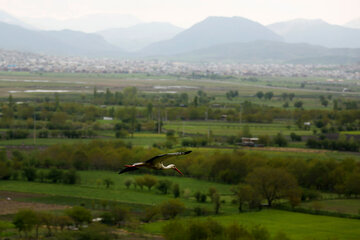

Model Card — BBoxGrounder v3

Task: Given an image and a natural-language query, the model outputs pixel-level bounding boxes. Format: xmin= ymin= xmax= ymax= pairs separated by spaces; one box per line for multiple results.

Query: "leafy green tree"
xmin=65 ymin=206 xmax=92 ymax=228
xmin=160 ymin=199 xmax=185 ymax=219
xmin=62 ymin=169 xmax=80 ymax=184
xmin=0 ymin=162 xmax=11 ymax=180
xmin=273 ymin=133 xmax=288 ymax=147
xmin=173 ymin=183 xmax=180 ymax=198
xmin=22 ymin=167 xmax=37 ymax=182
xmin=111 ymin=206 xmax=129 ymax=227
xmin=47 ymin=168 xmax=63 ymax=183
xmin=13 ymin=209 xmax=38 ymax=239
xmin=264 ymin=92 xmax=274 ymax=100
xmin=134 ymin=176 xmax=145 ymax=190
xmin=246 ymin=167 xmax=298 ymax=207
xmin=143 ymin=175 xmax=158 ymax=190
xmin=294 ymin=101 xmax=303 ymax=109
xmin=344 ymin=172 xmax=360 ymax=197
xmin=103 ymin=178 xmax=114 ymax=189
xmin=208 ymin=187 xmax=217 ymax=202
xmin=231 ymin=184 xmax=254 ymax=212
xmin=124 ymin=178 xmax=133 ymax=189
xmin=156 ymin=180 xmax=173 ymax=194
xmin=255 ymin=91 xmax=264 ymax=99
xmin=213 ymin=193 xmax=221 ymax=214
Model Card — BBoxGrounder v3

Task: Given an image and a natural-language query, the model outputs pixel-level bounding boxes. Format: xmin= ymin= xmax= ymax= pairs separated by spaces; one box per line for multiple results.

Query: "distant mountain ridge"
xmin=22 ymin=14 xmax=142 ymax=32
xmin=174 ymin=41 xmax=360 ymax=64
xmin=0 ymin=21 xmax=124 ymax=57
xmin=141 ymin=16 xmax=283 ymax=55
xmin=98 ymin=22 xmax=183 ymax=51
xmin=268 ymin=19 xmax=360 ymax=48
xmin=345 ymin=18 xmax=360 ymax=29
xmin=0 ymin=10 xmax=34 ymax=29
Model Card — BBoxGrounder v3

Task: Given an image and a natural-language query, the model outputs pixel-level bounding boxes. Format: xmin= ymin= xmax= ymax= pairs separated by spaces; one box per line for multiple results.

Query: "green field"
xmin=0 ymin=171 xmax=234 ymax=213
xmin=164 ymin=121 xmax=311 ymax=137
xmin=1 ymin=171 xmax=360 ymax=239
xmin=301 ymin=199 xmax=360 ymax=215
xmin=142 ymin=209 xmax=360 ymax=240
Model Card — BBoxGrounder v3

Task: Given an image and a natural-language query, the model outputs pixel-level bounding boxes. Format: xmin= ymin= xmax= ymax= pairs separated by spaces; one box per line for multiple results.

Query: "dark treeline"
xmin=1 ymin=140 xmax=360 ymax=197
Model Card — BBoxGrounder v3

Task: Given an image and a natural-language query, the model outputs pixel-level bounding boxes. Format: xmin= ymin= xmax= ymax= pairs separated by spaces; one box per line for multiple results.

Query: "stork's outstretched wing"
xmin=119 ymin=166 xmax=139 ymax=174
xmin=145 ymin=150 xmax=192 ymax=164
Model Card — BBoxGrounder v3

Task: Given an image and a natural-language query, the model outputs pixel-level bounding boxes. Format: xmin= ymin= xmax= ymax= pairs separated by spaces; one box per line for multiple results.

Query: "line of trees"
xmin=2 ymin=140 xmax=359 ymax=198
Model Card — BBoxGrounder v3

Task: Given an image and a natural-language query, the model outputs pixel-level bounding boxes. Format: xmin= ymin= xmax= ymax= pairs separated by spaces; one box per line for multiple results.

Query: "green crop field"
xmin=163 ymin=121 xmax=311 ymax=137
xmin=142 ymin=209 xmax=360 ymax=240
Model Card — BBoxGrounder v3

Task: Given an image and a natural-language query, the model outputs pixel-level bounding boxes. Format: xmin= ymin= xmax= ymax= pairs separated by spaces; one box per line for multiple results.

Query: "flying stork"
xmin=118 ymin=151 xmax=192 ymax=175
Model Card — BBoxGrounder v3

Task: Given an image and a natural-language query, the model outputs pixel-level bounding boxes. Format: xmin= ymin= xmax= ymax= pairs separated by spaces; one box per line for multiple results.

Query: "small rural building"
xmin=241 ymin=137 xmax=260 ymax=147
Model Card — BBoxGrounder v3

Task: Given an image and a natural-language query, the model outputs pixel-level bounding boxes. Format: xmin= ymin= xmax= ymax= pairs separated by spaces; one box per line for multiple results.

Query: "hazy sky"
xmin=0 ymin=0 xmax=359 ymax=27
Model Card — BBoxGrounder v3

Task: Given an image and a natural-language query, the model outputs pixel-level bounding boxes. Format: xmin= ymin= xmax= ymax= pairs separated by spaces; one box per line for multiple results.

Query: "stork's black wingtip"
xmin=184 ymin=150 xmax=192 ymax=154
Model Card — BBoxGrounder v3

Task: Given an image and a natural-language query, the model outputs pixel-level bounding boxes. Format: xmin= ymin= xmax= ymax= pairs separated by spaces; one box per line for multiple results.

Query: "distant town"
xmin=1 ymin=49 xmax=359 ymax=80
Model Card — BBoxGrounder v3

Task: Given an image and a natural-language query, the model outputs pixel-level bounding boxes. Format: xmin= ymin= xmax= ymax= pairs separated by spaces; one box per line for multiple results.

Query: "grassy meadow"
xmin=141 ymin=209 xmax=360 ymax=240
xmin=1 ymin=72 xmax=360 ymax=239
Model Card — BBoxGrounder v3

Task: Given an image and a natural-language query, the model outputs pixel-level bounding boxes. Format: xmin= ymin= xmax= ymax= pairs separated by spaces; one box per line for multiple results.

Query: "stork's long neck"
xmin=162 ymin=164 xmax=173 ymax=169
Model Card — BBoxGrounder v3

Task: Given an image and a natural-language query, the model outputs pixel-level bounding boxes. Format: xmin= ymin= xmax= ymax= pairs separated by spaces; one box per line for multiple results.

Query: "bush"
xmin=156 ymin=180 xmax=173 ymax=194
xmin=124 ymin=178 xmax=133 ymax=189
xmin=22 ymin=167 xmax=37 ymax=182
xmin=65 ymin=206 xmax=92 ymax=228
xmin=193 ymin=207 xmax=207 ymax=216
xmin=115 ymin=130 xmax=128 ymax=138
xmin=111 ymin=206 xmax=129 ymax=227
xmin=0 ymin=162 xmax=12 ymax=180
xmin=142 ymin=206 xmax=159 ymax=223
xmin=273 ymin=133 xmax=288 ymax=147
xmin=143 ymin=175 xmax=158 ymax=190
xmin=62 ymin=169 xmax=80 ymax=184
xmin=13 ymin=209 xmax=38 ymax=238
xmin=103 ymin=178 xmax=114 ymax=189
xmin=173 ymin=183 xmax=180 ymax=198
xmin=6 ymin=129 xmax=29 ymax=139
xmin=47 ymin=168 xmax=63 ymax=183
xmin=160 ymin=199 xmax=185 ymax=219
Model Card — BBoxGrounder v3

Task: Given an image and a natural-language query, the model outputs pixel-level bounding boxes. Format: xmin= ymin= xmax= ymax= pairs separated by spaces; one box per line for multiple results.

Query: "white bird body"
xmin=119 ymin=151 xmax=191 ymax=175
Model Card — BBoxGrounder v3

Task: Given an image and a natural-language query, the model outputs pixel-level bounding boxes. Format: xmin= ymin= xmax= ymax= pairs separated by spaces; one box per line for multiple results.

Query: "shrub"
xmin=62 ymin=169 xmax=80 ymax=184
xmin=13 ymin=209 xmax=38 ymax=238
xmin=103 ymin=178 xmax=114 ymax=189
xmin=160 ymin=199 xmax=185 ymax=219
xmin=156 ymin=180 xmax=173 ymax=194
xmin=143 ymin=175 xmax=158 ymax=190
xmin=193 ymin=207 xmax=207 ymax=216
xmin=65 ymin=206 xmax=92 ymax=228
xmin=22 ymin=167 xmax=37 ymax=182
xmin=142 ymin=206 xmax=159 ymax=223
xmin=124 ymin=178 xmax=133 ymax=189
xmin=47 ymin=168 xmax=63 ymax=183
xmin=173 ymin=183 xmax=180 ymax=198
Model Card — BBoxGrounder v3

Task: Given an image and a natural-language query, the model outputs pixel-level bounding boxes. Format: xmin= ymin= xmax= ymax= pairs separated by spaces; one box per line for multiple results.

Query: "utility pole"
xmin=158 ymin=109 xmax=161 ymax=134
xmin=33 ymin=112 xmax=36 ymax=145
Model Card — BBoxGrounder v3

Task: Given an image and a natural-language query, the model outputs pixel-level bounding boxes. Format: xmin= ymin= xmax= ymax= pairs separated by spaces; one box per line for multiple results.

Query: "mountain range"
xmin=0 ymin=21 xmax=123 ymax=57
xmin=98 ymin=22 xmax=183 ymax=51
xmin=22 ymin=14 xmax=142 ymax=33
xmin=345 ymin=18 xmax=360 ymax=29
xmin=175 ymin=41 xmax=360 ymax=64
xmin=268 ymin=19 xmax=360 ymax=48
xmin=141 ymin=16 xmax=283 ymax=55
xmin=0 ymin=10 xmax=34 ymax=29
xmin=0 ymin=9 xmax=359 ymax=64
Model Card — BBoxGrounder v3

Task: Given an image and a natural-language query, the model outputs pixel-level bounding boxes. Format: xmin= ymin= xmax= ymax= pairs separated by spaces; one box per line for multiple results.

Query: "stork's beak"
xmin=174 ymin=167 xmax=183 ymax=176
